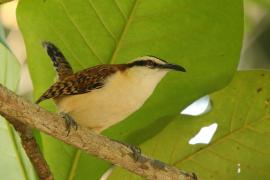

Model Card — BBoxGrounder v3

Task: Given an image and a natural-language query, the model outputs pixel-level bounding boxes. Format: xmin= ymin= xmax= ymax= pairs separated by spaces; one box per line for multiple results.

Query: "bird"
xmin=36 ymin=41 xmax=186 ymax=133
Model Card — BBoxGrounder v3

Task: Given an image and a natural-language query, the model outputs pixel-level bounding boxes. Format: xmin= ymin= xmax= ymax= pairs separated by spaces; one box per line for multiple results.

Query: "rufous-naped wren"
xmin=36 ymin=42 xmax=186 ymax=133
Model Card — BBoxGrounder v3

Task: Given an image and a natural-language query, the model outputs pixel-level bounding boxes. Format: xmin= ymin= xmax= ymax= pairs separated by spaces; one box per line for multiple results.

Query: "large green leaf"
xmin=17 ymin=0 xmax=243 ymax=179
xmin=109 ymin=71 xmax=270 ymax=179
xmin=0 ymin=26 xmax=35 ymax=179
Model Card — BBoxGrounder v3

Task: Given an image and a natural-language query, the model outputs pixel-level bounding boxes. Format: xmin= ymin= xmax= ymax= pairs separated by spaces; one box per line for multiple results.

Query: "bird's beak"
xmin=163 ymin=63 xmax=186 ymax=72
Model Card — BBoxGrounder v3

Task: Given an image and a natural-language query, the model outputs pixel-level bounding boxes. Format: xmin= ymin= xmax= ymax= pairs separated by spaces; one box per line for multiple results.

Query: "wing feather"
xmin=36 ymin=65 xmax=117 ymax=104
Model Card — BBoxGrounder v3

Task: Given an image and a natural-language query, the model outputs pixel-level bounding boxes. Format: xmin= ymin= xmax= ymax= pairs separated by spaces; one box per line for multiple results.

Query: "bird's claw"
xmin=129 ymin=144 xmax=142 ymax=161
xmin=60 ymin=112 xmax=78 ymax=135
xmin=111 ymin=139 xmax=142 ymax=161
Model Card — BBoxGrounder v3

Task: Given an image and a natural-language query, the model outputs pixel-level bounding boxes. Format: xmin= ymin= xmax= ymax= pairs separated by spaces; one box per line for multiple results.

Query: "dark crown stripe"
xmin=127 ymin=59 xmax=162 ymax=69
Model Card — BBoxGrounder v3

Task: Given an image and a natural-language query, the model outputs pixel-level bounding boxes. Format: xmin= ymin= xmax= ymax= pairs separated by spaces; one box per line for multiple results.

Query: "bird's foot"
xmin=112 ymin=139 xmax=142 ymax=161
xmin=60 ymin=112 xmax=78 ymax=135
xmin=128 ymin=144 xmax=142 ymax=161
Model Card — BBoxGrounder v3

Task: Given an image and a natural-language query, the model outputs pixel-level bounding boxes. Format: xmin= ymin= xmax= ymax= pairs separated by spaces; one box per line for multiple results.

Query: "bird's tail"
xmin=42 ymin=41 xmax=73 ymax=80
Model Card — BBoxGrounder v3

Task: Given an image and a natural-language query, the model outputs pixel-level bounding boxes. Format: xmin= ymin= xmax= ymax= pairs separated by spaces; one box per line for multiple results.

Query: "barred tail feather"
xmin=42 ymin=41 xmax=73 ymax=80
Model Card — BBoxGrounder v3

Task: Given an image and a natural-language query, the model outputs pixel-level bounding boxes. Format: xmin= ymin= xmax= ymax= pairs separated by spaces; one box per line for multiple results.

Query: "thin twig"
xmin=0 ymin=84 xmax=198 ymax=180
xmin=6 ymin=118 xmax=53 ymax=180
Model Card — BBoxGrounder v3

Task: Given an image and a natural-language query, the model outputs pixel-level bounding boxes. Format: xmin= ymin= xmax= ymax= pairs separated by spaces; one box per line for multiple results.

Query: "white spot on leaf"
xmin=237 ymin=163 xmax=241 ymax=174
xmin=181 ymin=96 xmax=211 ymax=116
xmin=189 ymin=123 xmax=218 ymax=145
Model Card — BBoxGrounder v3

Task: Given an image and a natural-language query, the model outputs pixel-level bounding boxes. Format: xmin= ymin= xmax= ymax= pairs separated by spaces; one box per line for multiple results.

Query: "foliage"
xmin=109 ymin=71 xmax=270 ymax=179
xmin=0 ymin=24 xmax=36 ymax=180
xmin=0 ymin=0 xmax=248 ymax=179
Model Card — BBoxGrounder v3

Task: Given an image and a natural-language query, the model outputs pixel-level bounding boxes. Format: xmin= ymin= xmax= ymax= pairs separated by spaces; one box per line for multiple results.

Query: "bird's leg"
xmin=111 ymin=139 xmax=142 ymax=161
xmin=60 ymin=112 xmax=78 ymax=135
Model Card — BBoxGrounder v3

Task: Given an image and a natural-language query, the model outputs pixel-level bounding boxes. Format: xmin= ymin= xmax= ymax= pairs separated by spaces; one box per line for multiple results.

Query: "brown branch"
xmin=0 ymin=84 xmax=198 ymax=180
xmin=6 ymin=118 xmax=53 ymax=180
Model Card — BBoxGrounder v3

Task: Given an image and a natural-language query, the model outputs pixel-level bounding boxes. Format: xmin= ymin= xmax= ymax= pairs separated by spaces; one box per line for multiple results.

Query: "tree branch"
xmin=0 ymin=84 xmax=197 ymax=180
xmin=6 ymin=118 xmax=53 ymax=180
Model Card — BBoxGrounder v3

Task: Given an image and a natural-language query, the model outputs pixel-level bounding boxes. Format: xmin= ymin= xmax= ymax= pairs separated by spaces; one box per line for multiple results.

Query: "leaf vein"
xmin=87 ymin=0 xmax=117 ymax=42
xmin=229 ymin=137 xmax=270 ymax=155
xmin=207 ymin=148 xmax=269 ymax=176
xmin=57 ymin=0 xmax=104 ymax=63
xmin=109 ymin=0 xmax=139 ymax=64
xmin=67 ymin=150 xmax=82 ymax=180
xmin=42 ymin=14 xmax=85 ymax=68
xmin=246 ymin=126 xmax=270 ymax=137
xmin=113 ymin=0 xmax=128 ymax=20
xmin=190 ymin=159 xmax=217 ymax=174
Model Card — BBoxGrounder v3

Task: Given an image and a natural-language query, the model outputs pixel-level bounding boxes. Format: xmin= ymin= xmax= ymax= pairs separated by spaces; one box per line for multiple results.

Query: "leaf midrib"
xmin=109 ymin=0 xmax=138 ymax=64
xmin=67 ymin=150 xmax=81 ymax=180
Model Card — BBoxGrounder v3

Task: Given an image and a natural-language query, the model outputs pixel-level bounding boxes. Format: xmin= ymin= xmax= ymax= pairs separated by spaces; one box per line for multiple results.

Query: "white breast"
xmin=56 ymin=68 xmax=168 ymax=133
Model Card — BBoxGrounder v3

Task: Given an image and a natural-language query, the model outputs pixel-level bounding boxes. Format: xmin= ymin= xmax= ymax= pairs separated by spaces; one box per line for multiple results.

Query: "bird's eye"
xmin=147 ymin=61 xmax=156 ymax=68
xmin=147 ymin=60 xmax=153 ymax=65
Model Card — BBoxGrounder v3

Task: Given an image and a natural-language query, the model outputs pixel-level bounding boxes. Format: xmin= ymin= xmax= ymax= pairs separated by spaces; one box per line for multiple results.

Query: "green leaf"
xmin=0 ymin=27 xmax=35 ymax=179
xmin=109 ymin=71 xmax=270 ymax=179
xmin=38 ymin=134 xmax=111 ymax=180
xmin=17 ymin=0 xmax=243 ymax=179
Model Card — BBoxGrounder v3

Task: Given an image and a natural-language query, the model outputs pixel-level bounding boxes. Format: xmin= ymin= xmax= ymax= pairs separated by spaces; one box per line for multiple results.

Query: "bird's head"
xmin=126 ymin=56 xmax=186 ymax=78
